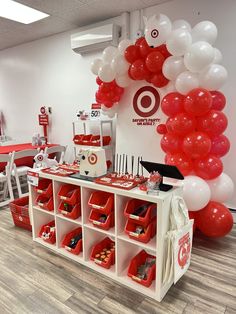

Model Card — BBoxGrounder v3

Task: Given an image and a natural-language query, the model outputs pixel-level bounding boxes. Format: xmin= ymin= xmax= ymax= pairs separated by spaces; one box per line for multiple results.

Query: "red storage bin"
xmin=89 ymin=209 xmax=114 ymax=230
xmin=90 ymin=237 xmax=115 ymax=269
xmin=88 ymin=191 xmax=114 ymax=215
xmin=128 ymin=250 xmax=156 ymax=287
xmin=125 ymin=217 xmax=157 ymax=243
xmin=90 ymin=135 xmax=111 ymax=146
xmin=73 ymin=134 xmax=84 ymax=145
xmin=39 ymin=220 xmax=56 ymax=244
xmin=36 ymin=194 xmax=54 ymax=211
xmin=9 ymin=196 xmax=31 ymax=231
xmin=58 ymin=200 xmax=81 ymax=220
xmin=34 ymin=179 xmax=52 ymax=198
xmin=81 ymin=134 xmax=93 ymax=145
xmin=58 ymin=184 xmax=80 ymax=205
xmin=124 ymin=199 xmax=156 ymax=227
xmin=61 ymin=227 xmax=83 ymax=255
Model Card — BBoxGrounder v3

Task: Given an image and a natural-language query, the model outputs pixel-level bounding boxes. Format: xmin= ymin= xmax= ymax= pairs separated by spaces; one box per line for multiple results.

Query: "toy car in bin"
xmin=90 ymin=237 xmax=115 ymax=269
xmin=62 ymin=227 xmax=82 ymax=255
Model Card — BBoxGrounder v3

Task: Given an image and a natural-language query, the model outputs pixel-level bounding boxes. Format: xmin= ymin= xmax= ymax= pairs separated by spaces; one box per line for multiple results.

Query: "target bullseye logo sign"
xmin=133 ymin=86 xmax=160 ymax=118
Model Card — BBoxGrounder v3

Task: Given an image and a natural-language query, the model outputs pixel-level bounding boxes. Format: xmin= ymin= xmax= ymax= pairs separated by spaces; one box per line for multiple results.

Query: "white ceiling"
xmin=0 ymin=0 xmax=171 ymax=51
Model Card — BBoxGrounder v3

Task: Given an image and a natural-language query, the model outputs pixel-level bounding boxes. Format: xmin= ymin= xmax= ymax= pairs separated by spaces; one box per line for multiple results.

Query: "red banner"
xmin=38 ymin=114 xmax=49 ymax=126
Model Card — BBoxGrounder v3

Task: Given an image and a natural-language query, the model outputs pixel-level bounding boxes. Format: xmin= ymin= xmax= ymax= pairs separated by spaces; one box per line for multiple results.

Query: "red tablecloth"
xmin=0 ymin=143 xmax=58 ymax=171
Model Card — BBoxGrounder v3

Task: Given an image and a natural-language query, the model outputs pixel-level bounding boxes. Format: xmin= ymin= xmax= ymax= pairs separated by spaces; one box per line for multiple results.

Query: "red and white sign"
xmin=27 ymin=170 xmax=39 ymax=186
xmin=38 ymin=114 xmax=49 ymax=126
xmin=90 ymin=103 xmax=101 ymax=120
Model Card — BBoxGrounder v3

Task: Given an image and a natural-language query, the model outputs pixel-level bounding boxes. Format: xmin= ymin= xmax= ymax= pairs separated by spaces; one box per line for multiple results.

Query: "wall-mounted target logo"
xmin=133 ymin=86 xmax=160 ymax=118
xmin=88 ymin=153 xmax=97 ymax=165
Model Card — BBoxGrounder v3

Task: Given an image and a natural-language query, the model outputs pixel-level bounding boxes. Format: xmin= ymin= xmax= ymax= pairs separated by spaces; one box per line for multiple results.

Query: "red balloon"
xmin=130 ymin=59 xmax=149 ymax=80
xmin=196 ymin=202 xmax=233 ymax=237
xmin=161 ymin=92 xmax=184 ymax=117
xmin=156 ymin=124 xmax=167 ymax=134
xmin=210 ymin=134 xmax=230 ymax=157
xmin=115 ymin=86 xmax=124 ymax=95
xmin=99 ymin=82 xmax=112 ymax=93
xmin=197 ymin=110 xmax=228 ymax=137
xmin=156 ymin=44 xmax=172 ymax=58
xmin=184 ymin=88 xmax=212 ymax=117
xmin=161 ymin=133 xmax=182 ymax=154
xmin=135 ymin=37 xmax=144 ymax=46
xmin=188 ymin=211 xmax=197 ymax=233
xmin=139 ymin=38 xmax=152 ymax=57
xmin=211 ymin=91 xmax=226 ymax=111
xmin=166 ymin=113 xmax=196 ymax=137
xmin=165 ymin=152 xmax=193 ymax=176
xmin=194 ymin=155 xmax=223 ymax=180
xmin=103 ymin=101 xmax=114 ymax=108
xmin=183 ymin=132 xmax=212 ymax=159
xmin=151 ymin=72 xmax=169 ymax=88
xmin=96 ymin=76 xmax=103 ymax=85
xmin=124 ymin=45 xmax=141 ymax=63
xmin=146 ymin=51 xmax=165 ymax=73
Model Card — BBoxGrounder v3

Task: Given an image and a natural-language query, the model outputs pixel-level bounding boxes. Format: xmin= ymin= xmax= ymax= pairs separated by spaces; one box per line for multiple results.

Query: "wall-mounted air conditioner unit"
xmin=71 ymin=23 xmax=121 ymax=54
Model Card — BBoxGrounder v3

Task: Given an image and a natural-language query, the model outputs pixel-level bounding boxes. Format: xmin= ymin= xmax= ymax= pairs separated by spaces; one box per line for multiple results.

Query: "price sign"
xmin=90 ymin=103 xmax=101 ymax=120
xmin=38 ymin=114 xmax=49 ymax=126
xmin=27 ymin=170 xmax=39 ymax=186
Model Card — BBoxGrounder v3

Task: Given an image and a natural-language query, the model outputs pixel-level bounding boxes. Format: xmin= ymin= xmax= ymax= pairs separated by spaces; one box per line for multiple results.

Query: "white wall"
xmin=0 ymin=0 xmax=235 ymax=208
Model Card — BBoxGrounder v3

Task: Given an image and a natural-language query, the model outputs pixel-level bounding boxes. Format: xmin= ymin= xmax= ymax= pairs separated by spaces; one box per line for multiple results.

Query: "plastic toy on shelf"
xmin=90 ymin=237 xmax=115 ymax=269
xmin=39 ymin=220 xmax=56 ymax=244
xmin=62 ymin=227 xmax=83 ymax=255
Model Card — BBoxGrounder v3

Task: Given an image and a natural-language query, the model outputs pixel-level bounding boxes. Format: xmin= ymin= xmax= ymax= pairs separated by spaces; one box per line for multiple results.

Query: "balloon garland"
xmin=90 ymin=14 xmax=234 ymax=237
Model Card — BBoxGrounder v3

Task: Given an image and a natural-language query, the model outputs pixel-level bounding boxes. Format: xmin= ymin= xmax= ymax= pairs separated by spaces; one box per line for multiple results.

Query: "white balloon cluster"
xmin=183 ymin=173 xmax=234 ymax=211
xmin=163 ymin=20 xmax=227 ymax=95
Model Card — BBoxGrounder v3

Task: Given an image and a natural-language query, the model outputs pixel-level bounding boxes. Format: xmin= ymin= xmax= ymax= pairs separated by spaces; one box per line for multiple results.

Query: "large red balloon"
xmin=135 ymin=37 xmax=144 ymax=46
xmin=130 ymin=59 xmax=149 ymax=80
xmin=184 ymin=88 xmax=212 ymax=116
xmin=156 ymin=124 xmax=167 ymax=134
xmin=194 ymin=155 xmax=223 ymax=180
xmin=139 ymin=38 xmax=152 ymax=57
xmin=183 ymin=132 xmax=211 ymax=159
xmin=151 ymin=72 xmax=169 ymax=88
xmin=161 ymin=93 xmax=184 ymax=117
xmin=211 ymin=91 xmax=226 ymax=111
xmin=165 ymin=152 xmax=193 ymax=176
xmin=161 ymin=133 xmax=182 ymax=154
xmin=196 ymin=202 xmax=233 ymax=237
xmin=166 ymin=113 xmax=196 ymax=137
xmin=210 ymin=134 xmax=230 ymax=157
xmin=188 ymin=211 xmax=197 ymax=233
xmin=96 ymin=76 xmax=103 ymax=85
xmin=156 ymin=44 xmax=171 ymax=58
xmin=145 ymin=51 xmax=165 ymax=73
xmin=197 ymin=110 xmax=228 ymax=137
xmin=124 ymin=45 xmax=141 ymax=63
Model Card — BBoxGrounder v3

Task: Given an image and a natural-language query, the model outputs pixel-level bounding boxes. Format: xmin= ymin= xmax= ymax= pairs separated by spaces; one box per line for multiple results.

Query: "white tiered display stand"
xmin=29 ymin=171 xmax=182 ymax=302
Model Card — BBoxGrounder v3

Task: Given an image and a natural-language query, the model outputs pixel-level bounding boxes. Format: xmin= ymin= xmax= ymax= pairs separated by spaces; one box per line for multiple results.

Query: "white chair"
xmin=44 ymin=145 xmax=67 ymax=164
xmin=0 ymin=153 xmax=14 ymax=207
xmin=11 ymin=149 xmax=39 ymax=198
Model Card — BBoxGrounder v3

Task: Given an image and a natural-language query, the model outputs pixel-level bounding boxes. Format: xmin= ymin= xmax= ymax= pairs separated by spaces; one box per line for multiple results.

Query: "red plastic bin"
xmin=9 ymin=196 xmax=32 ymax=231
xmin=62 ymin=227 xmax=83 ymax=255
xmin=58 ymin=184 xmax=80 ymax=205
xmin=88 ymin=191 xmax=114 ymax=215
xmin=90 ymin=237 xmax=115 ymax=269
xmin=124 ymin=199 xmax=156 ymax=227
xmin=58 ymin=200 xmax=81 ymax=220
xmin=89 ymin=209 xmax=114 ymax=230
xmin=73 ymin=134 xmax=84 ymax=145
xmin=125 ymin=217 xmax=157 ymax=243
xmin=39 ymin=220 xmax=56 ymax=244
xmin=90 ymin=135 xmax=111 ymax=146
xmin=36 ymin=194 xmax=54 ymax=211
xmin=34 ymin=179 xmax=53 ymax=198
xmin=128 ymin=250 xmax=156 ymax=287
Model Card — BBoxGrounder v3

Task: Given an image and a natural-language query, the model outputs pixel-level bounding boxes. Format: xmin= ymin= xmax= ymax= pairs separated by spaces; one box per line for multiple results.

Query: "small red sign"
xmin=91 ymin=103 xmax=101 ymax=110
xmin=38 ymin=114 xmax=49 ymax=126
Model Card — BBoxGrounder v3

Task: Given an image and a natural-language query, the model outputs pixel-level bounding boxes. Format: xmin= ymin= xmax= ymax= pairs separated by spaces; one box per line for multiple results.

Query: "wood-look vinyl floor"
xmin=0 ymin=208 xmax=235 ymax=314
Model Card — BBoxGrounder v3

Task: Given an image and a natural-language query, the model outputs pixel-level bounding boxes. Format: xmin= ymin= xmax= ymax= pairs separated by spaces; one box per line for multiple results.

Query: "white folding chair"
xmin=44 ymin=145 xmax=67 ymax=163
xmin=12 ymin=149 xmax=39 ymax=197
xmin=0 ymin=153 xmax=14 ymax=207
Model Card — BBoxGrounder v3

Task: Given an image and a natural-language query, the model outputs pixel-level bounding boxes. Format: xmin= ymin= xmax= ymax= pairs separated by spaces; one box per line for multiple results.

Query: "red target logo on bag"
xmin=177 ymin=233 xmax=191 ymax=269
xmin=133 ymin=86 xmax=160 ymax=118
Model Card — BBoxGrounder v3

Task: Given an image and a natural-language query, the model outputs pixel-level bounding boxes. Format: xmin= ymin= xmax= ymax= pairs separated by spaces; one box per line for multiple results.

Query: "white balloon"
xmin=163 ymin=56 xmax=186 ymax=81
xmin=207 ymin=173 xmax=234 ymax=203
xmin=183 ymin=176 xmax=211 ymax=211
xmin=213 ymin=48 xmax=222 ymax=64
xmin=192 ymin=21 xmax=218 ymax=45
xmin=199 ymin=64 xmax=228 ymax=90
xmin=172 ymin=19 xmax=191 ymax=32
xmin=111 ymin=55 xmax=129 ymax=75
xmin=90 ymin=58 xmax=103 ymax=75
xmin=175 ymin=71 xmax=199 ymax=95
xmin=184 ymin=41 xmax=215 ymax=73
xmin=98 ymin=64 xmax=116 ymax=82
xmin=102 ymin=46 xmax=118 ymax=63
xmin=167 ymin=29 xmax=192 ymax=56
xmin=118 ymin=39 xmax=132 ymax=55
xmin=116 ymin=73 xmax=132 ymax=87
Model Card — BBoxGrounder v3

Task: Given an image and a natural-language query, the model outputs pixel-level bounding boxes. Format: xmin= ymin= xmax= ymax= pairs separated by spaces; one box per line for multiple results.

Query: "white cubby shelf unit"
xmin=29 ymin=171 xmax=181 ymax=302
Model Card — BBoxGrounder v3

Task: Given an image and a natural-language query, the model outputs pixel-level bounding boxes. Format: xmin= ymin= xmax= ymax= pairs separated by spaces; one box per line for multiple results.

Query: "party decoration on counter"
xmin=90 ymin=14 xmax=233 ymax=237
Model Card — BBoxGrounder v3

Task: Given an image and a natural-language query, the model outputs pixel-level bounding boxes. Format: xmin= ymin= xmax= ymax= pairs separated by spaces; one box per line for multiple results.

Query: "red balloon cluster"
xmin=124 ymin=37 xmax=170 ymax=88
xmin=95 ymin=77 xmax=124 ymax=108
xmin=157 ymin=88 xmax=229 ymax=179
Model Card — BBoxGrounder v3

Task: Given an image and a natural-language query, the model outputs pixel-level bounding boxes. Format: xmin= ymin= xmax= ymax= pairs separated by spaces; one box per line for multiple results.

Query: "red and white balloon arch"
xmin=91 ymin=14 xmax=234 ymax=238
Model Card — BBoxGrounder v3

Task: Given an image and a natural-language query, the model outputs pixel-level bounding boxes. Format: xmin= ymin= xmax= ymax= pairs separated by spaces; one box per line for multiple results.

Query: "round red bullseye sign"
xmin=133 ymin=86 xmax=160 ymax=117
xmin=88 ymin=153 xmax=97 ymax=165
